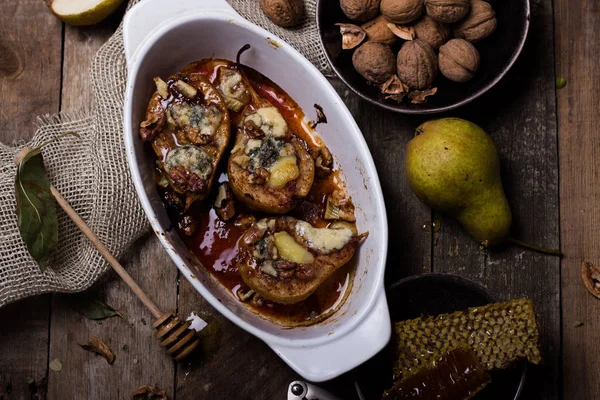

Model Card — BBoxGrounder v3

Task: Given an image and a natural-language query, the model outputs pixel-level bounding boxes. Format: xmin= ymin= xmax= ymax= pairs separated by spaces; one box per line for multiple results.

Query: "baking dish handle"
xmin=268 ymin=291 xmax=391 ymax=383
xmin=123 ymin=0 xmax=239 ymax=65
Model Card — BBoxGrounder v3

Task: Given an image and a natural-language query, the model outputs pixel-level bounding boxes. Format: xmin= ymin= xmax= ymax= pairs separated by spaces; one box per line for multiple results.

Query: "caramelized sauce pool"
xmin=169 ymin=60 xmax=356 ymax=326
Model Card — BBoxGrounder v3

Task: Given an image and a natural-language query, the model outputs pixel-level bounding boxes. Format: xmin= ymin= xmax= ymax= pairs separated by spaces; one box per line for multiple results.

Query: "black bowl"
xmin=316 ymin=0 xmax=530 ymax=114
xmin=354 ymin=274 xmax=527 ymax=400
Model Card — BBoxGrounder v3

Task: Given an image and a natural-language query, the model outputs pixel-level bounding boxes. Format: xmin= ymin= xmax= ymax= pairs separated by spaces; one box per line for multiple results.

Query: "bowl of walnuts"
xmin=317 ymin=0 xmax=530 ymax=114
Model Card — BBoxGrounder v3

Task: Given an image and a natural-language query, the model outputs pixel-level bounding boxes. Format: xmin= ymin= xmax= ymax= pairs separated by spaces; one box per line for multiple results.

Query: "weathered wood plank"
xmin=433 ymin=1 xmax=560 ymax=399
xmin=555 ymin=0 xmax=600 ymax=399
xmin=0 ymin=1 xmax=62 ymax=398
xmin=47 ymin=236 xmax=178 ymax=400
xmin=175 ymin=279 xmax=300 ymax=400
xmin=331 ymin=81 xmax=433 ymax=282
xmin=48 ymin=14 xmax=178 ymax=400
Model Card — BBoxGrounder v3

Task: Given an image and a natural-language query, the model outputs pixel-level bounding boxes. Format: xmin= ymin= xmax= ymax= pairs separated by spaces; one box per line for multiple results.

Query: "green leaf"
xmin=556 ymin=77 xmax=567 ymax=89
xmin=65 ymin=292 xmax=127 ymax=322
xmin=15 ymin=148 xmax=58 ymax=270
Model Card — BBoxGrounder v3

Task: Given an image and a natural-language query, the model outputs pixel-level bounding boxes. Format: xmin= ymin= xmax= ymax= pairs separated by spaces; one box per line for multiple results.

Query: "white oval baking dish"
xmin=122 ymin=0 xmax=390 ymax=382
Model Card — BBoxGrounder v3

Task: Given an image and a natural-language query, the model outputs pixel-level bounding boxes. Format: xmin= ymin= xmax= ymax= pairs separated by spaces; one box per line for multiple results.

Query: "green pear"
xmin=405 ymin=118 xmax=512 ymax=246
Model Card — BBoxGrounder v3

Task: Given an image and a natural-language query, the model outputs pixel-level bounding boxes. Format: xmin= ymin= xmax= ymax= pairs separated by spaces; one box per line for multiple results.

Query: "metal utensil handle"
xmin=288 ymin=381 xmax=343 ymax=400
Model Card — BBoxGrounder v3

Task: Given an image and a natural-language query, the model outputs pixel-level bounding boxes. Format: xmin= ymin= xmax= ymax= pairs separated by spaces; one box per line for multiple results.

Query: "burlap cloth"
xmin=0 ymin=0 xmax=331 ymax=307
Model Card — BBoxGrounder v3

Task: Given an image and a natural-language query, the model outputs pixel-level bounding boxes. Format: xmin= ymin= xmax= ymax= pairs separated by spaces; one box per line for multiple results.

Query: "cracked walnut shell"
xmin=453 ymin=0 xmax=497 ymax=43
xmin=424 ymin=0 xmax=470 ymax=23
xmin=396 ymin=39 xmax=438 ymax=90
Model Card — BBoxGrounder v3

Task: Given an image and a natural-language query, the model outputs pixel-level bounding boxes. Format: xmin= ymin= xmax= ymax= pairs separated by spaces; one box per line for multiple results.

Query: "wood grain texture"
xmin=0 ymin=1 xmax=62 ymax=399
xmin=175 ymin=278 xmax=301 ymax=400
xmin=555 ymin=0 xmax=600 ymax=399
xmin=433 ymin=1 xmax=561 ymax=399
xmin=330 ymin=81 xmax=433 ymax=283
xmin=48 ymin=12 xmax=178 ymax=400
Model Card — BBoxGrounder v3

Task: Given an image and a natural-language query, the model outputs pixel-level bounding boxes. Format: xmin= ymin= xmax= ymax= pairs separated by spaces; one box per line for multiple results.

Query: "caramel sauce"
xmin=164 ymin=59 xmax=356 ymax=326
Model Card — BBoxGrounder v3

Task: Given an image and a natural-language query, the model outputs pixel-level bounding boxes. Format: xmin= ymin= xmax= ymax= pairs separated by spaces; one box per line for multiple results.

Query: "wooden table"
xmin=0 ymin=1 xmax=598 ymax=399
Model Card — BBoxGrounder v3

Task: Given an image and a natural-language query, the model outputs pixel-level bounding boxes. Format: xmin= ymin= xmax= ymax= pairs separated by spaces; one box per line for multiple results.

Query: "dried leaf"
xmin=573 ymin=321 xmax=584 ymax=328
xmin=14 ymin=132 xmax=80 ymax=271
xmin=409 ymin=87 xmax=438 ymax=104
xmin=15 ymin=148 xmax=58 ymax=270
xmin=131 ymin=385 xmax=167 ymax=400
xmin=79 ymin=336 xmax=116 ymax=365
xmin=49 ymin=358 xmax=63 ymax=372
xmin=64 ymin=292 xmax=126 ymax=321
xmin=582 ymin=261 xmax=600 ymax=300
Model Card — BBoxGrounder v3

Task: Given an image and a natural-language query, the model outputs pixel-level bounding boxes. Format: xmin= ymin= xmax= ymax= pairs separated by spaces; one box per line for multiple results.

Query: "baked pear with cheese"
xmin=237 ymin=217 xmax=367 ymax=304
xmin=228 ymin=103 xmax=315 ymax=214
xmin=139 ymin=73 xmax=231 ymax=208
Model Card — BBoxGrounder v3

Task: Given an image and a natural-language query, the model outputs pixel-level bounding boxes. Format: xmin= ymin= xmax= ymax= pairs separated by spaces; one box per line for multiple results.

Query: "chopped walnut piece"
xmin=153 ymin=77 xmax=169 ymax=99
xmin=232 ymin=154 xmax=250 ymax=169
xmin=387 ymin=23 xmax=416 ymax=40
xmin=235 ymin=214 xmax=257 ymax=230
xmin=173 ymin=80 xmax=198 ymax=99
xmin=325 ymin=190 xmax=356 ymax=222
xmin=249 ymin=168 xmax=270 ymax=185
xmin=409 ymin=87 xmax=438 ymax=104
xmin=335 ymin=23 xmax=367 ymax=50
xmin=169 ymin=165 xmax=207 ymax=193
xmin=214 ymin=183 xmax=236 ymax=221
xmin=311 ymin=146 xmax=334 ymax=176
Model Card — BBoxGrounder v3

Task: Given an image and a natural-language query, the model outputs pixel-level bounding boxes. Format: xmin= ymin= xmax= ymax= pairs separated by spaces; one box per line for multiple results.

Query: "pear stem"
xmin=506 ymin=237 xmax=563 ymax=257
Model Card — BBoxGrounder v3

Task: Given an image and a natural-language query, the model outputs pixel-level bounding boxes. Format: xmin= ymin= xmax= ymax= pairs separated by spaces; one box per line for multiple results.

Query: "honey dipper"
xmin=16 ymin=147 xmax=201 ymax=361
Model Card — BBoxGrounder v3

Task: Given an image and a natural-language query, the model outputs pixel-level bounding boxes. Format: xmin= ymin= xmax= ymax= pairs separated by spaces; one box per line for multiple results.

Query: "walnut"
xmin=438 ymin=38 xmax=480 ymax=82
xmin=335 ymin=23 xmax=367 ymax=50
xmin=360 ymin=15 xmax=398 ymax=46
xmin=424 ymin=0 xmax=470 ymax=23
xmin=412 ymin=14 xmax=451 ymax=50
xmin=260 ymin=0 xmax=304 ymax=28
xmin=453 ymin=0 xmax=497 ymax=43
xmin=352 ymin=41 xmax=396 ymax=85
xmin=396 ymin=39 xmax=438 ymax=90
xmin=340 ymin=0 xmax=381 ymax=22
xmin=381 ymin=0 xmax=424 ymax=24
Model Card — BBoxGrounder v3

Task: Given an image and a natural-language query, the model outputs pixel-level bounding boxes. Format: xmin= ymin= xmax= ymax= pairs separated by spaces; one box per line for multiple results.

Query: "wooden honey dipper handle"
xmin=48 ymin=186 xmax=163 ymax=319
xmin=16 ymin=147 xmax=201 ymax=360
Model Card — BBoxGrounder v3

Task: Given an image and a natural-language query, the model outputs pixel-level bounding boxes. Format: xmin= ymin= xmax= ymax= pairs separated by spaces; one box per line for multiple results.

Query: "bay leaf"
xmin=65 ymin=292 xmax=126 ymax=322
xmin=15 ymin=148 xmax=58 ymax=270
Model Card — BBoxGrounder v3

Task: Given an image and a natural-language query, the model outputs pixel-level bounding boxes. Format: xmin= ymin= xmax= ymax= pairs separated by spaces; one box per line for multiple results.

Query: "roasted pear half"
xmin=237 ymin=217 xmax=367 ymax=304
xmin=139 ymin=73 xmax=231 ymax=208
xmin=223 ymin=54 xmax=314 ymax=213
